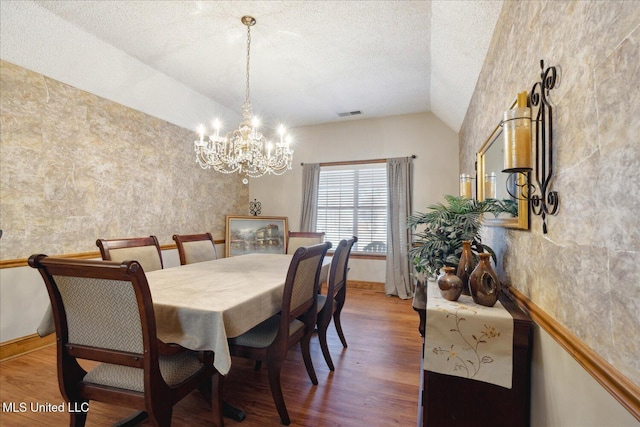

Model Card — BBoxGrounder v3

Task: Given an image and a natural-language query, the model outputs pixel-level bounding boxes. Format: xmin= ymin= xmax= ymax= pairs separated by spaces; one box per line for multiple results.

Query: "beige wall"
xmin=0 ymin=61 xmax=248 ymax=259
xmin=460 ymin=0 xmax=640 ymax=419
xmin=531 ymin=325 xmax=639 ymax=427
xmin=249 ymin=112 xmax=460 ymax=283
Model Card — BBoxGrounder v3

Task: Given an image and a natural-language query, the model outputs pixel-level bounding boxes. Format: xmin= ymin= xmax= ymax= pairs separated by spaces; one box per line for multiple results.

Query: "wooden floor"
xmin=0 ymin=288 xmax=422 ymax=427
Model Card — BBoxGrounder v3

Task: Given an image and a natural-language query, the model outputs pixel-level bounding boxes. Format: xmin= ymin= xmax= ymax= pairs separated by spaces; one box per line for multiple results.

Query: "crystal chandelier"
xmin=194 ymin=16 xmax=294 ymax=185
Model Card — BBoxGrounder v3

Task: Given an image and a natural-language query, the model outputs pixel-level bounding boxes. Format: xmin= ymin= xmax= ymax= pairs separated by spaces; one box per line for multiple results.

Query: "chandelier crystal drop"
xmin=194 ymin=16 xmax=294 ymax=185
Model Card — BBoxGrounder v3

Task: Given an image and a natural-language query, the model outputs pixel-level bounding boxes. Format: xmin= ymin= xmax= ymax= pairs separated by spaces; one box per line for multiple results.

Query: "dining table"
xmin=145 ymin=253 xmax=331 ymax=375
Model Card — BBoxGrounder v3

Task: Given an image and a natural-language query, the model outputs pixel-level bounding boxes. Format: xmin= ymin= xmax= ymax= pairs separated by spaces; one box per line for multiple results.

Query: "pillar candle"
xmin=485 ymin=172 xmax=497 ymax=199
xmin=460 ymin=174 xmax=472 ymax=199
xmin=503 ymin=107 xmax=532 ymax=172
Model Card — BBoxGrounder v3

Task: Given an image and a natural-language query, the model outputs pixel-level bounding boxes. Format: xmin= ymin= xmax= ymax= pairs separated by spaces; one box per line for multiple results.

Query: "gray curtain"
xmin=385 ymin=157 xmax=413 ymax=299
xmin=300 ymin=163 xmax=320 ymax=231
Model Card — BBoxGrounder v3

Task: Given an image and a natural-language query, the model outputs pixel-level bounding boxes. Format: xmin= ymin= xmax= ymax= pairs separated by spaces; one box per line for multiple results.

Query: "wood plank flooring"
xmin=0 ymin=288 xmax=422 ymax=426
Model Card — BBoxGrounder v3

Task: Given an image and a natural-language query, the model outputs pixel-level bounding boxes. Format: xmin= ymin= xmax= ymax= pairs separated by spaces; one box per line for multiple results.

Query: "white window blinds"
xmin=316 ymin=163 xmax=387 ymax=253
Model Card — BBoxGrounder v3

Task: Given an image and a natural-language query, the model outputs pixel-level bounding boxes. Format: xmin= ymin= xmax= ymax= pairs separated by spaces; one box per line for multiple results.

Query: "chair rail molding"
xmin=508 ymin=287 xmax=640 ymax=422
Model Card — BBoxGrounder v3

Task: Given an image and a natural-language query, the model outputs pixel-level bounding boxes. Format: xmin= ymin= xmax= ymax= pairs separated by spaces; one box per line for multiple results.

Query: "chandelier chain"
xmin=245 ymin=22 xmax=251 ymax=109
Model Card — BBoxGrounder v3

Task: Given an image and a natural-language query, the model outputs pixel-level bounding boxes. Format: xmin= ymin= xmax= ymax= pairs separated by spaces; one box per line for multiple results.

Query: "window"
xmin=315 ymin=163 xmax=387 ymax=254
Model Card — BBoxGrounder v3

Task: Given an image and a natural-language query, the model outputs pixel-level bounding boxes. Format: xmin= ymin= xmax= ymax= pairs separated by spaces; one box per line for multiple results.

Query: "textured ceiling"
xmin=32 ymin=0 xmax=502 ymax=131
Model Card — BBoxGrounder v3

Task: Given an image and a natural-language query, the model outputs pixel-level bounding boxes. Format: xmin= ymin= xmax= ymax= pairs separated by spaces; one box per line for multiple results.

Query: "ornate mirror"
xmin=476 ymin=108 xmax=530 ymax=230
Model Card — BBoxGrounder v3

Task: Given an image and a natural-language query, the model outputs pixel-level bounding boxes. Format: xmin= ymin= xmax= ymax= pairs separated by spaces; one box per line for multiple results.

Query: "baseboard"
xmin=348 ymin=280 xmax=385 ymax=292
xmin=507 ymin=287 xmax=640 ymax=422
xmin=0 ymin=333 xmax=55 ymax=362
xmin=319 ymin=280 xmax=385 ymax=293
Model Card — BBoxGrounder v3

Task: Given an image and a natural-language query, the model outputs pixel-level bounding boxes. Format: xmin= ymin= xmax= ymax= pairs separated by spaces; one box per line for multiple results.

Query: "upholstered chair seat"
xmin=230 ymin=316 xmax=305 ymax=348
xmin=83 ymin=351 xmax=207 ymax=392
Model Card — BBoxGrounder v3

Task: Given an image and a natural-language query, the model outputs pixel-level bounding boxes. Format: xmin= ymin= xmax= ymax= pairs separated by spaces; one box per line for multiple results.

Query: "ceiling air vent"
xmin=338 ymin=110 xmax=362 ymax=117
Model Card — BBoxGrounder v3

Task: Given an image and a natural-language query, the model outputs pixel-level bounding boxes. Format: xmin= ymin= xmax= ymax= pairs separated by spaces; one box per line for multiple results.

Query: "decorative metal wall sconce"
xmin=249 ymin=199 xmax=261 ymax=216
xmin=503 ymin=60 xmax=559 ymax=233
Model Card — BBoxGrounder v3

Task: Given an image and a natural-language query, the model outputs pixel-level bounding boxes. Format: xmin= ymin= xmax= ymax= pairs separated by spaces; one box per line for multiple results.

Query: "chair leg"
xmin=148 ymin=389 xmax=173 ymax=427
xmin=317 ymin=318 xmax=335 ymax=371
xmin=69 ymin=401 xmax=88 ymax=427
xmin=112 ymin=411 xmax=148 ymax=427
xmin=300 ymin=334 xmax=319 ymax=384
xmin=333 ymin=308 xmax=348 ymax=348
xmin=333 ymin=288 xmax=348 ymax=348
xmin=266 ymin=359 xmax=290 ymax=425
xmin=148 ymin=408 xmax=172 ymax=427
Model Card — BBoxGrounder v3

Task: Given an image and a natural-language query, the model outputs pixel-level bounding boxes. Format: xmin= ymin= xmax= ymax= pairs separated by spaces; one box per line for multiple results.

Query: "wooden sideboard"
xmin=414 ymin=286 xmax=532 ymax=427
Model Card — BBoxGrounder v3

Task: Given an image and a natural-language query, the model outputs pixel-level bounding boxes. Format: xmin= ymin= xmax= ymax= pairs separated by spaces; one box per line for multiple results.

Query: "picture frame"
xmin=225 ymin=215 xmax=289 ymax=257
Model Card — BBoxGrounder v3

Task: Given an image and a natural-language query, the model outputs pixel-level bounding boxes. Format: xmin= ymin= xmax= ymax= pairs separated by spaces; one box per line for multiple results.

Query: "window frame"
xmin=315 ymin=160 xmax=388 ymax=256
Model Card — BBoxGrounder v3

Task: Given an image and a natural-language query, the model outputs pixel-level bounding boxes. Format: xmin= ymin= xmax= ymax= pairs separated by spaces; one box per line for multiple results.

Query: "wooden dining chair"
xmin=96 ymin=235 xmax=163 ymax=272
xmin=228 ymin=241 xmax=332 ymax=425
xmin=173 ymin=232 xmax=217 ymax=265
xmin=316 ymin=236 xmax=357 ymax=371
xmin=286 ymin=231 xmax=325 ymax=254
xmin=28 ymin=254 xmax=221 ymax=427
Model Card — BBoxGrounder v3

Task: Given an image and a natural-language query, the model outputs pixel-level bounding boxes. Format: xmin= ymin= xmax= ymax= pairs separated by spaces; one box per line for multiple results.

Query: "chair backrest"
xmin=362 ymin=240 xmax=386 ymax=253
xmin=287 ymin=231 xmax=325 ymax=254
xmin=96 ymin=235 xmax=163 ymax=272
xmin=327 ymin=236 xmax=358 ymax=299
xmin=173 ymin=232 xmax=217 ymax=265
xmin=281 ymin=242 xmax=332 ymax=327
xmin=27 ymin=255 xmax=162 ymax=396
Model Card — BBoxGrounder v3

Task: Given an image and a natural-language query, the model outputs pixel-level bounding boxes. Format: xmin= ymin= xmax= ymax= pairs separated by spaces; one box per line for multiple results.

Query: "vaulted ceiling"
xmin=33 ymin=0 xmax=502 ymax=132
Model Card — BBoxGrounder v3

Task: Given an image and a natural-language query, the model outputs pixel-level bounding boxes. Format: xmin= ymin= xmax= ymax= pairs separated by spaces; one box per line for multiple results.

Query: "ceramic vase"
xmin=457 ymin=240 xmax=474 ymax=295
xmin=468 ymin=253 xmax=500 ymax=307
xmin=437 ymin=267 xmax=463 ymax=301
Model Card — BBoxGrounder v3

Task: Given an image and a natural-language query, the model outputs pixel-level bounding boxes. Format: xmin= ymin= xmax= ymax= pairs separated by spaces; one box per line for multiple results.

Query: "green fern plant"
xmin=408 ymin=195 xmax=508 ymax=278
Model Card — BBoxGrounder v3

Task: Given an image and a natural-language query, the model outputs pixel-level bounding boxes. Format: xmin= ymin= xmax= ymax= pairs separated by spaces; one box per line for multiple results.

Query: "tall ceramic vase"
xmin=457 ymin=240 xmax=474 ymax=295
xmin=468 ymin=253 xmax=500 ymax=307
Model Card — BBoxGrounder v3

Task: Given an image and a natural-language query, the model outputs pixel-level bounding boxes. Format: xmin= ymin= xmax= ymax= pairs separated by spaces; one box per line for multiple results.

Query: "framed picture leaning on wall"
xmin=225 ymin=216 xmax=289 ymax=257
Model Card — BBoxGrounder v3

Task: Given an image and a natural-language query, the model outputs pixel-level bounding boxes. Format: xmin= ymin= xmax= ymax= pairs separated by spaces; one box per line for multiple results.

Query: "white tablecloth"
xmin=147 ymin=253 xmax=330 ymax=374
xmin=424 ymin=281 xmax=514 ymax=389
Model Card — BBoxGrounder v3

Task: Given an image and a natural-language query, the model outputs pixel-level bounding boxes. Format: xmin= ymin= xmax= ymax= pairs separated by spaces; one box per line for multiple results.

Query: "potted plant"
xmin=408 ymin=195 xmax=508 ymax=279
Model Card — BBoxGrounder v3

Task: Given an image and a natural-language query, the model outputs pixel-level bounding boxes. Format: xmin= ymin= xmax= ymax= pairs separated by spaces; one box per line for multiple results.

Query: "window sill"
xmin=349 ymin=253 xmax=386 ymax=260
xmin=326 ymin=251 xmax=386 ymax=260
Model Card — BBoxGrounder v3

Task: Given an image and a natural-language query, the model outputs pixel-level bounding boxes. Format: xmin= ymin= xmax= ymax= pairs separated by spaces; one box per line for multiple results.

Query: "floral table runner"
xmin=424 ymin=281 xmax=514 ymax=389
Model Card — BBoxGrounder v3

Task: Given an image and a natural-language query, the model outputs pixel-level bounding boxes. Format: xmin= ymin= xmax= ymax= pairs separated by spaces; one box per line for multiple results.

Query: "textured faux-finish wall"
xmin=0 ymin=60 xmax=248 ymax=259
xmin=459 ymin=0 xmax=640 ymax=387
